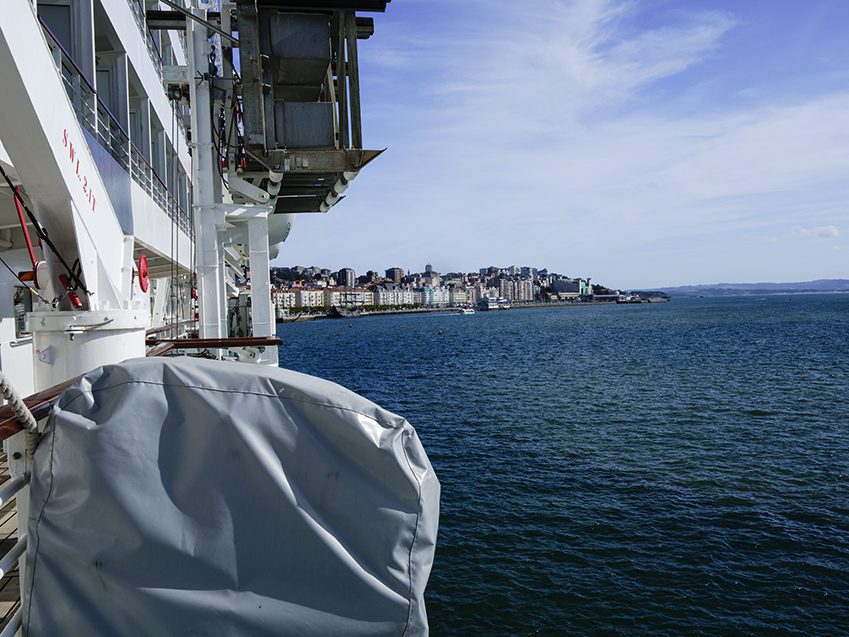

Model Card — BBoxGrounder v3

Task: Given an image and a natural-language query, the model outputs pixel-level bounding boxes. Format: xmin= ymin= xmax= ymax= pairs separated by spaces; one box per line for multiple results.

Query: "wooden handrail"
xmin=145 ymin=337 xmax=282 ymax=348
xmin=0 ymin=377 xmax=78 ymax=442
xmin=0 ymin=337 xmax=282 ymax=441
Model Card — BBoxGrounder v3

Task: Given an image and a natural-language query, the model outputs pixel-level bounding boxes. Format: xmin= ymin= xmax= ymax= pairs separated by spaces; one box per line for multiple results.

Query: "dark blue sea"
xmin=277 ymin=294 xmax=849 ymax=636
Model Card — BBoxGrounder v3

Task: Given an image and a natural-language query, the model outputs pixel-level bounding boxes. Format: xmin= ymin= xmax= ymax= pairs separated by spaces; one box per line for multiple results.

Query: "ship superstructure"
xmin=0 ymin=2 xmax=441 ymax=635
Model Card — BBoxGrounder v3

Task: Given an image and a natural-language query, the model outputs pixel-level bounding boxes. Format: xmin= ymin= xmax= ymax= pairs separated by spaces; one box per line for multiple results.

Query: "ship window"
xmin=39 ymin=4 xmax=73 ymax=56
xmin=96 ymin=69 xmax=114 ymax=112
xmin=129 ymin=110 xmax=140 ymax=147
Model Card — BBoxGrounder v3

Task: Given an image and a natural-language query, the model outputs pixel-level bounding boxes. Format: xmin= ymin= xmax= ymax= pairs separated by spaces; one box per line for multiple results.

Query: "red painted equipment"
xmin=138 ymin=254 xmax=150 ymax=292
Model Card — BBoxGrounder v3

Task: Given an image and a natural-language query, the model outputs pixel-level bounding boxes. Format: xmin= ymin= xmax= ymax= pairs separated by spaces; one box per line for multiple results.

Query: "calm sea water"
xmin=277 ymin=295 xmax=849 ymax=636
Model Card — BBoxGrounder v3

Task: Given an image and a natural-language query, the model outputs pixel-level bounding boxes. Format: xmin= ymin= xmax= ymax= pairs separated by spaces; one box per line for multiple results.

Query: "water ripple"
xmin=279 ymin=295 xmax=849 ymax=635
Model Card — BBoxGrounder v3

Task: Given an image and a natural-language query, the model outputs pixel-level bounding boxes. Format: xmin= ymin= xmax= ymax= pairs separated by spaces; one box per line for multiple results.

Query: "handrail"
xmin=127 ymin=0 xmax=164 ymax=74
xmin=38 ymin=18 xmax=96 ymax=93
xmin=0 ymin=332 xmax=235 ymax=440
xmin=145 ymin=337 xmax=283 ymax=349
xmin=39 ymin=16 xmax=193 ymax=236
xmin=0 ymin=537 xmax=26 ymax=579
xmin=0 ymin=607 xmax=21 ymax=637
xmin=0 ymin=377 xmax=80 ymax=442
xmin=0 ymin=476 xmax=28 ymax=508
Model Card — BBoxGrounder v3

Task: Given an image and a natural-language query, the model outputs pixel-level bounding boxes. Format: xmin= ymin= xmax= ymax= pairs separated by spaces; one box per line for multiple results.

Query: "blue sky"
xmin=274 ymin=0 xmax=849 ymax=288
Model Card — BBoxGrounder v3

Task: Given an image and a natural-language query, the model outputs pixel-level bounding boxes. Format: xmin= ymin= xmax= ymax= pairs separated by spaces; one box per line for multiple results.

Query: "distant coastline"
xmin=277 ymin=297 xmax=670 ymax=323
xmin=657 ymin=279 xmax=849 ymax=297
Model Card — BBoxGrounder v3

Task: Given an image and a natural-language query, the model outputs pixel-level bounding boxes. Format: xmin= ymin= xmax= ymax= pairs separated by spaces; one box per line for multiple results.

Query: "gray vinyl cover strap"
xmin=23 ymin=357 xmax=439 ymax=636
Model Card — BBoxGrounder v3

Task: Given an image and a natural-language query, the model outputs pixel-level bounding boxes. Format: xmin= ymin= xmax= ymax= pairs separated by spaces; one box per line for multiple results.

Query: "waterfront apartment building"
xmin=324 ymin=289 xmax=343 ymax=307
xmin=517 ymin=280 xmax=534 ymax=302
xmin=296 ymin=289 xmax=325 ymax=308
xmin=374 ymin=285 xmax=417 ymax=306
xmin=324 ymin=288 xmax=372 ymax=307
xmin=449 ymin=288 xmax=468 ymax=306
xmin=466 ymin=285 xmax=485 ymax=304
xmin=419 ymin=286 xmax=450 ymax=306
xmin=272 ymin=290 xmax=296 ymax=313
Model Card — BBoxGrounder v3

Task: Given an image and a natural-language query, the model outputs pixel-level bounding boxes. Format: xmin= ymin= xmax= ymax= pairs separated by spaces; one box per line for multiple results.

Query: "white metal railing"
xmin=126 ymin=0 xmax=188 ymax=138
xmin=127 ymin=0 xmax=163 ymax=78
xmin=0 ymin=446 xmax=30 ymax=636
xmin=0 ymin=538 xmax=26 ymax=580
xmin=0 ymin=607 xmax=21 ymax=637
xmin=40 ymin=17 xmax=193 ymax=238
xmin=0 ymin=478 xmax=26 ymax=509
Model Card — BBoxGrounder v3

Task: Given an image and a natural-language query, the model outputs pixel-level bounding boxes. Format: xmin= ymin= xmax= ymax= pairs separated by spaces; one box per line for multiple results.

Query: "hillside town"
xmin=259 ymin=264 xmax=662 ymax=318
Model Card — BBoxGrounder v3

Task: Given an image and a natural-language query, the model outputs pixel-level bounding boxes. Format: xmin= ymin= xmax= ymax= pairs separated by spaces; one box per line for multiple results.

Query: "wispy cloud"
xmin=795 ymin=225 xmax=840 ymax=238
xmin=282 ymin=0 xmax=849 ymax=286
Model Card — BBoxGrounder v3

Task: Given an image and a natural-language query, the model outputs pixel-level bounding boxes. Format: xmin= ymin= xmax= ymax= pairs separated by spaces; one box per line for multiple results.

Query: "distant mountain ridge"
xmin=657 ymin=279 xmax=849 ymax=296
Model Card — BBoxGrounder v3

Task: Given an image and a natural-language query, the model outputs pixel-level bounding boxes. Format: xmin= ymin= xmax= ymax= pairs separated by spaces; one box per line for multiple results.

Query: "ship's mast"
xmin=175 ymin=1 xmax=390 ymax=364
xmin=187 ymin=8 xmax=226 ymax=343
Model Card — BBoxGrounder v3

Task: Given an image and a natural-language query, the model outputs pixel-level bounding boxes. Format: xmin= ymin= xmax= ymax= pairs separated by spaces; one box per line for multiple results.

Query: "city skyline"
xmin=268 ymin=262 xmax=608 ymax=313
xmin=272 ymin=0 xmax=849 ymax=289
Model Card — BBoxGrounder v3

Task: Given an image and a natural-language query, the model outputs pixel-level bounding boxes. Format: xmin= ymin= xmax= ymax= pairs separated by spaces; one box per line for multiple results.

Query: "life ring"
xmin=138 ymin=255 xmax=150 ymax=293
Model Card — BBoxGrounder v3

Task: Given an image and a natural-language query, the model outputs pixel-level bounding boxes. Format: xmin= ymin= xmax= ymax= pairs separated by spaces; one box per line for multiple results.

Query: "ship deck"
xmin=0 ymin=453 xmax=21 ymax=632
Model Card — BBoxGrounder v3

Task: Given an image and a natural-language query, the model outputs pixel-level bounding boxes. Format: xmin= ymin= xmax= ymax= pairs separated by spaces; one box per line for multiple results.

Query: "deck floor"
xmin=0 ymin=453 xmax=22 ymax=631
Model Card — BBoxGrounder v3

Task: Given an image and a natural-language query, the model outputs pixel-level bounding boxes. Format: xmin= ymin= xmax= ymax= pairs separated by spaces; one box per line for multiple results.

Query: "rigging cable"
xmin=174 ymin=99 xmax=182 ymax=333
xmin=170 ymin=98 xmax=178 ymax=335
xmin=0 ymin=164 xmax=91 ymax=296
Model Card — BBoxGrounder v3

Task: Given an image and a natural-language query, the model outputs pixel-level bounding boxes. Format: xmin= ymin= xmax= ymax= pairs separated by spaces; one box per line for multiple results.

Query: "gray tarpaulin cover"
xmin=23 ymin=357 xmax=439 ymax=636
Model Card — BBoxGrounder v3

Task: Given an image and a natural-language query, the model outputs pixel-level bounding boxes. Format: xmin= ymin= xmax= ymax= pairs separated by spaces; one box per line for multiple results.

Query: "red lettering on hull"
xmin=61 ymin=128 xmax=97 ymax=213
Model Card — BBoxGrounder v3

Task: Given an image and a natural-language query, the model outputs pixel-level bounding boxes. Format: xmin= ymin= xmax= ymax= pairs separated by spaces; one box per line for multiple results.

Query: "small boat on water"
xmin=477 ymin=297 xmax=511 ymax=311
xmin=458 ymin=307 xmax=476 ymax=315
xmin=616 ymin=295 xmax=643 ymax=304
xmin=331 ymin=305 xmax=363 ymax=319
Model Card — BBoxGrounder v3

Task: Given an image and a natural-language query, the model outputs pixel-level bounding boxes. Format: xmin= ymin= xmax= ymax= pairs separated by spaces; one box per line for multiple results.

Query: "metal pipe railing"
xmin=0 ymin=606 xmax=21 ymax=637
xmin=0 ymin=538 xmax=26 ymax=580
xmin=127 ymin=0 xmax=164 ymax=78
xmin=39 ymin=16 xmax=193 ymax=238
xmin=126 ymin=0 xmax=188 ymax=139
xmin=0 ymin=477 xmax=27 ymax=509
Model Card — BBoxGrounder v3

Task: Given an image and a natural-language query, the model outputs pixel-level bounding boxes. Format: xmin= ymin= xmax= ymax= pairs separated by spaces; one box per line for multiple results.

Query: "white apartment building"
xmin=324 ymin=288 xmax=370 ymax=307
xmin=434 ymin=287 xmax=450 ymax=305
xmin=499 ymin=279 xmax=517 ymax=301
xmin=296 ymin=289 xmax=326 ymax=308
xmin=374 ymin=285 xmax=418 ymax=307
xmin=399 ymin=289 xmax=417 ymax=305
xmin=272 ymin=290 xmax=296 ymax=312
xmin=373 ymin=286 xmax=394 ymax=306
xmin=324 ymin=289 xmax=342 ymax=307
xmin=420 ymin=287 xmax=450 ymax=306
xmin=516 ymin=280 xmax=534 ymax=302
xmin=449 ymin=288 xmax=468 ymax=305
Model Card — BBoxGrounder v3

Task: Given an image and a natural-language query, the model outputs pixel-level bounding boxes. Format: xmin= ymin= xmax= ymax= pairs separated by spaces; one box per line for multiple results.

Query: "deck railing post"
xmin=2 ymin=430 xmax=33 ymax=627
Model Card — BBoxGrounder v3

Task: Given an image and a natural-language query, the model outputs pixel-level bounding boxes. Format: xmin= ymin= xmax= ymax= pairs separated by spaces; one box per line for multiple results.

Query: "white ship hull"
xmin=0 ymin=1 xmax=437 ymax=634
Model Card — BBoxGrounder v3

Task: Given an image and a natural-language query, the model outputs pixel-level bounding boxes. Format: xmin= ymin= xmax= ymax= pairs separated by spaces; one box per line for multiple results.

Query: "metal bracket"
xmin=227 ymin=175 xmax=270 ymax=205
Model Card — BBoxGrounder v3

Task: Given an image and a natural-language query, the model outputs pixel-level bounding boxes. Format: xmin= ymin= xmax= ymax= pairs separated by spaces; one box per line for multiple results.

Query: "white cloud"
xmin=280 ymin=0 xmax=849 ymax=286
xmin=795 ymin=225 xmax=840 ymax=238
